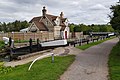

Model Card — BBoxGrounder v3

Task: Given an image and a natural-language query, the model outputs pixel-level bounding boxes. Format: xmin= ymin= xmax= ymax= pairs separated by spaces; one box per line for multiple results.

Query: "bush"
xmin=0 ymin=62 xmax=12 ymax=74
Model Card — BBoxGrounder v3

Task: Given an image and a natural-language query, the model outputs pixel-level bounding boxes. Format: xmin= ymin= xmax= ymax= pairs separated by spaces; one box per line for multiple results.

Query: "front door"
xmin=65 ymin=31 xmax=67 ymax=39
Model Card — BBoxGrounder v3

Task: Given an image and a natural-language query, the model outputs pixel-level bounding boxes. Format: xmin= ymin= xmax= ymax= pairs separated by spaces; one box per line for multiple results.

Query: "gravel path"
xmin=60 ymin=38 xmax=118 ymax=80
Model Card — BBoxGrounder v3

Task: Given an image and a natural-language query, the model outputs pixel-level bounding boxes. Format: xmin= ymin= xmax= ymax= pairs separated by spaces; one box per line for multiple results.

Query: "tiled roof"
xmin=29 ymin=17 xmax=41 ymax=23
xmin=34 ymin=21 xmax=48 ymax=31
xmin=46 ymin=14 xmax=58 ymax=25
xmin=30 ymin=14 xmax=67 ymax=31
xmin=61 ymin=18 xmax=67 ymax=22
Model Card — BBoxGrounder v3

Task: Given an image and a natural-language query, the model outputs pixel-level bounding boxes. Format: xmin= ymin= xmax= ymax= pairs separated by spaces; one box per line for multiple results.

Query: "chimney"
xmin=42 ymin=6 xmax=47 ymax=18
xmin=60 ymin=12 xmax=64 ymax=18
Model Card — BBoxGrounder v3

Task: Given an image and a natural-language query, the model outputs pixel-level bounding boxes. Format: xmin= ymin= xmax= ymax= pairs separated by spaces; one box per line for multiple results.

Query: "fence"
xmin=0 ymin=32 xmax=83 ymax=41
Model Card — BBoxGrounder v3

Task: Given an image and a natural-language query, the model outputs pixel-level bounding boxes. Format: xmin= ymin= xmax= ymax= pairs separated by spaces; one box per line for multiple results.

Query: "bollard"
xmin=74 ymin=42 xmax=75 ymax=47
xmin=51 ymin=53 xmax=54 ymax=63
xmin=29 ymin=38 xmax=32 ymax=53
xmin=79 ymin=42 xmax=81 ymax=46
xmin=9 ymin=48 xmax=13 ymax=61
xmin=37 ymin=38 xmax=40 ymax=51
xmin=79 ymin=39 xmax=82 ymax=46
xmin=97 ymin=38 xmax=99 ymax=41
xmin=8 ymin=37 xmax=13 ymax=61
xmin=87 ymin=40 xmax=89 ymax=44
xmin=9 ymin=37 xmax=12 ymax=47
xmin=93 ymin=39 xmax=94 ymax=42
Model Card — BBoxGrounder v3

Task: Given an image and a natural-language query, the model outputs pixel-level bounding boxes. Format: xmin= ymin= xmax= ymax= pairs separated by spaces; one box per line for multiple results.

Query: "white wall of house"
xmin=62 ymin=19 xmax=69 ymax=39
xmin=54 ymin=17 xmax=61 ymax=39
xmin=61 ymin=26 xmax=70 ymax=39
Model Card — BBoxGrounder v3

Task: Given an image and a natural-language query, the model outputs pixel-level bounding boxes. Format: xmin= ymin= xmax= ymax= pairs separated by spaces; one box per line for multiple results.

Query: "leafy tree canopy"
xmin=109 ymin=4 xmax=120 ymax=31
xmin=0 ymin=20 xmax=29 ymax=32
xmin=69 ymin=23 xmax=114 ymax=34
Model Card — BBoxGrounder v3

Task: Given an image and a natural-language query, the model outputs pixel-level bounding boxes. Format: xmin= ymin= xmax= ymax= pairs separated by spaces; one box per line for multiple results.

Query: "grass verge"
xmin=0 ymin=55 xmax=75 ymax=80
xmin=76 ymin=37 xmax=116 ymax=50
xmin=109 ymin=42 xmax=120 ymax=80
xmin=0 ymin=41 xmax=5 ymax=49
xmin=14 ymin=40 xmax=36 ymax=43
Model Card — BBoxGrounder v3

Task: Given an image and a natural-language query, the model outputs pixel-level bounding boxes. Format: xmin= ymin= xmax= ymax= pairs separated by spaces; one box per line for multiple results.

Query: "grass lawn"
xmin=76 ymin=37 xmax=116 ymax=50
xmin=109 ymin=42 xmax=120 ymax=80
xmin=0 ymin=55 xmax=75 ymax=80
xmin=15 ymin=40 xmax=36 ymax=43
xmin=0 ymin=41 xmax=5 ymax=49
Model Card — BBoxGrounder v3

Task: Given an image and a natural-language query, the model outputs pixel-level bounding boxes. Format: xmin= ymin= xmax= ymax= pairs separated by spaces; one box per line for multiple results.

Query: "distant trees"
xmin=0 ymin=20 xmax=29 ymax=32
xmin=69 ymin=23 xmax=75 ymax=32
xmin=69 ymin=23 xmax=114 ymax=35
xmin=109 ymin=4 xmax=120 ymax=32
xmin=0 ymin=19 xmax=115 ymax=34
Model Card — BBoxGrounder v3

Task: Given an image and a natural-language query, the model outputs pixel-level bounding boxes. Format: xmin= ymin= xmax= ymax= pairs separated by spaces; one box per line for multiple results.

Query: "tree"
xmin=109 ymin=5 xmax=120 ymax=31
xmin=0 ymin=20 xmax=30 ymax=32
xmin=2 ymin=22 xmax=7 ymax=32
xmin=69 ymin=24 xmax=75 ymax=32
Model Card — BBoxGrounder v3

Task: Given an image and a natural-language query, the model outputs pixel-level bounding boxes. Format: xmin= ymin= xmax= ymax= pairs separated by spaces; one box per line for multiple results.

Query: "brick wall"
xmin=0 ymin=32 xmax=83 ymax=41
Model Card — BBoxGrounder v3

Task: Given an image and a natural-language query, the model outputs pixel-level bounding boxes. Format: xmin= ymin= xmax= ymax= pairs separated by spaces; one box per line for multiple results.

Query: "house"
xmin=28 ymin=6 xmax=69 ymax=39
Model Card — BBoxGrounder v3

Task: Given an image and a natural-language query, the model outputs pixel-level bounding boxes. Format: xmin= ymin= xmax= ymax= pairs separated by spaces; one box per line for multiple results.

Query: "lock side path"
xmin=60 ymin=38 xmax=118 ymax=80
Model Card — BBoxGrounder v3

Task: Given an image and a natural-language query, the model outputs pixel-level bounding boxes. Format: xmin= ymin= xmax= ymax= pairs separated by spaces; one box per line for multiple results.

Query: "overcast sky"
xmin=0 ymin=0 xmax=118 ymax=24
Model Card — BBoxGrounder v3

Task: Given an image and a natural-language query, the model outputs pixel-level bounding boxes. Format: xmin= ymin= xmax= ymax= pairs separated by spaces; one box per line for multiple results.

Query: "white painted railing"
xmin=28 ymin=53 xmax=54 ymax=71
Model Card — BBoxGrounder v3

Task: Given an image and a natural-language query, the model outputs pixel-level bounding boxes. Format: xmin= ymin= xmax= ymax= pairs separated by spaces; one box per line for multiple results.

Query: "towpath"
xmin=60 ymin=38 xmax=118 ymax=80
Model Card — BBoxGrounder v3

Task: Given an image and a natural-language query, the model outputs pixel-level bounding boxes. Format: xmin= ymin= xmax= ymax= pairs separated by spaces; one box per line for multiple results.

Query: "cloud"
xmin=89 ymin=4 xmax=107 ymax=10
xmin=0 ymin=0 xmax=117 ymax=24
xmin=10 ymin=0 xmax=40 ymax=5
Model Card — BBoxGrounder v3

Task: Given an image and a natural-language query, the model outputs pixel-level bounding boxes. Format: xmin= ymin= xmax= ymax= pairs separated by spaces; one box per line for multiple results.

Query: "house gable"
xmin=29 ymin=21 xmax=48 ymax=32
xmin=39 ymin=15 xmax=54 ymax=26
xmin=54 ymin=17 xmax=60 ymax=26
xmin=64 ymin=19 xmax=69 ymax=27
xmin=40 ymin=16 xmax=54 ymax=32
xmin=28 ymin=22 xmax=39 ymax=32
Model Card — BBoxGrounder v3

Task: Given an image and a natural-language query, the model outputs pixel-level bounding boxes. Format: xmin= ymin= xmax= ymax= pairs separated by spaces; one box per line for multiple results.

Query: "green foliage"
xmin=110 ymin=5 xmax=120 ymax=31
xmin=0 ymin=62 xmax=4 ymax=66
xmin=0 ymin=41 xmax=5 ymax=51
xmin=14 ymin=40 xmax=36 ymax=43
xmin=69 ymin=24 xmax=75 ymax=32
xmin=14 ymin=40 xmax=29 ymax=43
xmin=69 ymin=23 xmax=114 ymax=34
xmin=0 ymin=55 xmax=75 ymax=80
xmin=0 ymin=20 xmax=29 ymax=32
xmin=0 ymin=66 xmax=13 ymax=74
xmin=76 ymin=37 xmax=115 ymax=50
xmin=0 ymin=62 xmax=13 ymax=74
xmin=109 ymin=42 xmax=120 ymax=80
